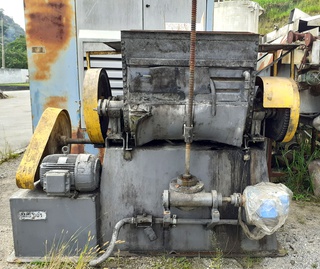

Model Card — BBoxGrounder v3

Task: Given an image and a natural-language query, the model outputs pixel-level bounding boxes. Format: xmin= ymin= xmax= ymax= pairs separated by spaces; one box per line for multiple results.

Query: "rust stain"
xmin=44 ymin=96 xmax=68 ymax=109
xmin=71 ymin=125 xmax=85 ymax=154
xmin=258 ymin=62 xmax=265 ymax=71
xmin=98 ymin=148 xmax=105 ymax=164
xmin=25 ymin=0 xmax=74 ymax=80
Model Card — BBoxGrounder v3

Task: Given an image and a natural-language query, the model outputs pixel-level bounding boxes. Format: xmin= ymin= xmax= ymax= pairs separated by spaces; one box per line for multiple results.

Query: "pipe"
xmin=169 ymin=191 xmax=213 ymax=207
xmin=89 ymin=217 xmax=134 ymax=267
xmin=184 ymin=0 xmax=197 ymax=177
xmin=184 ymin=143 xmax=192 ymax=177
xmin=60 ymin=136 xmax=92 ymax=145
xmin=64 ymin=138 xmax=92 ymax=144
xmin=90 ymin=215 xmax=238 ymax=266
xmin=1 ymin=17 xmax=5 ymax=68
xmin=243 ymin=71 xmax=251 ymax=91
xmin=256 ymin=48 xmax=294 ymax=75
xmin=290 ymin=51 xmax=295 ymax=79
xmin=273 ymin=51 xmax=278 ymax=76
xmin=86 ymin=51 xmax=91 ymax=70
xmin=205 ymin=0 xmax=214 ymax=31
xmin=154 ymin=218 xmax=238 ymax=226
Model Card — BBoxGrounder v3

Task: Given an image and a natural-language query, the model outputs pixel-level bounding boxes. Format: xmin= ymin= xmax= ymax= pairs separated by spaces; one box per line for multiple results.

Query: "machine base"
xmin=100 ymin=142 xmax=280 ymax=255
xmin=10 ymin=185 xmax=99 ymax=259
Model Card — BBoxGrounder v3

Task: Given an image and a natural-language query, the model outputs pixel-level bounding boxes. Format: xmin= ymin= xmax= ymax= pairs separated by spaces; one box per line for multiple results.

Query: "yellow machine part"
xmin=262 ymin=77 xmax=295 ymax=108
xmin=258 ymin=77 xmax=300 ymax=143
xmin=83 ymin=68 xmax=111 ymax=144
xmin=282 ymin=87 xmax=300 ymax=143
xmin=16 ymin=108 xmax=71 ymax=189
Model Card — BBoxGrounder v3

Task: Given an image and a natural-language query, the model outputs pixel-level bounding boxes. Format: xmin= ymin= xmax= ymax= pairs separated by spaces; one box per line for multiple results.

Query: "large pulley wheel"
xmin=16 ymin=108 xmax=71 ymax=189
xmin=83 ymin=68 xmax=112 ymax=144
xmin=256 ymin=76 xmax=300 ymax=143
xmin=265 ymin=108 xmax=291 ymax=142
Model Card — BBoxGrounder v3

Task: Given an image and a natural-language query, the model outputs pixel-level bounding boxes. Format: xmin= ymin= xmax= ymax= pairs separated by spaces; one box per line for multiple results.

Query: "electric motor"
xmin=39 ymin=154 xmax=101 ymax=196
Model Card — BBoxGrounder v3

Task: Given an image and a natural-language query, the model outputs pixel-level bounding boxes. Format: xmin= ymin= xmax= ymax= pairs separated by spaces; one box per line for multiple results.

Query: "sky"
xmin=0 ymin=0 xmax=25 ymax=30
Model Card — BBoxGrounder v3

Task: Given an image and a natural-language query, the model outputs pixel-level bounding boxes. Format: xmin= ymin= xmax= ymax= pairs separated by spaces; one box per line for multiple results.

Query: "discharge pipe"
xmin=89 ymin=217 xmax=134 ymax=267
xmin=89 ymin=216 xmax=237 ymax=267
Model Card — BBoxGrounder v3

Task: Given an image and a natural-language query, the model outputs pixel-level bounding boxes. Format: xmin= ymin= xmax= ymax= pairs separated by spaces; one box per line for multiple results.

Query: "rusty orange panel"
xmin=71 ymin=126 xmax=85 ymax=154
xmin=24 ymin=0 xmax=74 ymax=80
xmin=44 ymin=96 xmax=68 ymax=109
xmin=24 ymin=0 xmax=82 ymax=149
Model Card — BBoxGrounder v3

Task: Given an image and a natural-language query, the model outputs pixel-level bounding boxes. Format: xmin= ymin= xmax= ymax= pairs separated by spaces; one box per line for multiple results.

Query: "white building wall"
xmin=213 ymin=0 xmax=264 ymax=33
xmin=0 ymin=68 xmax=29 ymax=84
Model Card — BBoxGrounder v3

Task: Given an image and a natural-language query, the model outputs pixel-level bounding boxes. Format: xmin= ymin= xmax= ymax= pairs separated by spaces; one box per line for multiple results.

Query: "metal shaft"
xmin=185 ymin=143 xmax=191 ymax=176
xmin=1 ymin=17 xmax=4 ymax=68
xmin=184 ymin=0 xmax=197 ymax=177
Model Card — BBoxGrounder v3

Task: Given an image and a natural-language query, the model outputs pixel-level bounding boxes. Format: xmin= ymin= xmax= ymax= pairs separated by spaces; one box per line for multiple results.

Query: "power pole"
xmin=1 ymin=16 xmax=4 ymax=69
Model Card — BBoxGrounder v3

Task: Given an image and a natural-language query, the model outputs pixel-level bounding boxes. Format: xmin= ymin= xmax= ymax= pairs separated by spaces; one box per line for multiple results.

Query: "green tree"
xmin=2 ymin=35 xmax=28 ymax=69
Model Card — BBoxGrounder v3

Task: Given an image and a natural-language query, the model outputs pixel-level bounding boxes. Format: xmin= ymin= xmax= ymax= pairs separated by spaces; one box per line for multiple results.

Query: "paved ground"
xmin=0 ymin=90 xmax=32 ymax=154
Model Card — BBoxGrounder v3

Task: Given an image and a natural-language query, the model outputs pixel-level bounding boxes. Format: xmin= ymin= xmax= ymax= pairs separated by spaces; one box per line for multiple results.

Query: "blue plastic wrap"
xmin=243 ymin=182 xmax=293 ymax=235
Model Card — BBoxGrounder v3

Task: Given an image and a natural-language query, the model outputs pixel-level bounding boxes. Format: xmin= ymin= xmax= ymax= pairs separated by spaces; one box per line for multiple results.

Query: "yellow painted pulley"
xmin=83 ymin=68 xmax=112 ymax=144
xmin=256 ymin=76 xmax=300 ymax=143
xmin=16 ymin=108 xmax=71 ymax=189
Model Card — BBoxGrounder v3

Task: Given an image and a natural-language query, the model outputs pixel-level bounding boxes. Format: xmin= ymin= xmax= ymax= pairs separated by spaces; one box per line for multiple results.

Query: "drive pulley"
xmin=256 ymin=76 xmax=300 ymax=142
xmin=16 ymin=108 xmax=72 ymax=189
xmin=83 ymin=68 xmax=112 ymax=144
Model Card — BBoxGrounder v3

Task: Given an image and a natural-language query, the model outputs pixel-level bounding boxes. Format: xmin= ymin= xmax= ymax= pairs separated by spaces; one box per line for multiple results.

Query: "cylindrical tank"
xmin=213 ymin=0 xmax=264 ymax=33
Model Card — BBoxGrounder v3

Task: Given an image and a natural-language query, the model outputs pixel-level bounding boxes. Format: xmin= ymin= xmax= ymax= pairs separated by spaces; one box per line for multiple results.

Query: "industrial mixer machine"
xmin=9 ymin=1 xmax=298 ymax=265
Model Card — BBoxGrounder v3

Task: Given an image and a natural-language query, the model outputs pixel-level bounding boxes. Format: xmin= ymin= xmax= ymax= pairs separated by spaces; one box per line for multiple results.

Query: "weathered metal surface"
xmin=257 ymin=77 xmax=300 ymax=143
xmin=71 ymin=126 xmax=85 ymax=154
xmin=75 ymin=0 xmax=206 ymax=31
xmin=100 ymin=144 xmax=278 ymax=253
xmin=283 ymin=80 xmax=300 ymax=142
xmin=143 ymin=0 xmax=206 ymax=30
xmin=259 ymin=77 xmax=295 ymax=108
xmin=258 ymin=44 xmax=299 ymax=53
xmin=16 ymin=108 xmax=71 ymax=189
xmin=44 ymin=96 xmax=68 ymax=109
xmin=121 ymin=31 xmax=259 ymax=147
xmin=24 ymin=0 xmax=80 ymax=151
xmin=25 ymin=0 xmax=74 ymax=80
xmin=10 ymin=189 xmax=99 ymax=257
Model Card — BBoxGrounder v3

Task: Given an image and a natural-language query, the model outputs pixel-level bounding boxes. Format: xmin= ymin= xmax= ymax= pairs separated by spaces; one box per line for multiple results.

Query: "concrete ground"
xmin=0 ymin=90 xmax=32 ymax=154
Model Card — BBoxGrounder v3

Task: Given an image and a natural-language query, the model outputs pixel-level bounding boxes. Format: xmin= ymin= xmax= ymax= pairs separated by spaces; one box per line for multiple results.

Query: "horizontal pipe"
xmin=64 ymin=138 xmax=92 ymax=144
xmin=169 ymin=191 xmax=213 ymax=207
xmin=90 ymin=216 xmax=238 ymax=266
xmin=154 ymin=218 xmax=238 ymax=226
xmin=222 ymin=197 xmax=232 ymax=203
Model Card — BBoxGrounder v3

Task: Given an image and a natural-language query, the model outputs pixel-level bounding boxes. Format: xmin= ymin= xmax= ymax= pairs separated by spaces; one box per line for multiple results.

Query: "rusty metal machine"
xmin=9 ymin=0 xmax=311 ymax=265
xmin=258 ymin=8 xmax=320 ymax=136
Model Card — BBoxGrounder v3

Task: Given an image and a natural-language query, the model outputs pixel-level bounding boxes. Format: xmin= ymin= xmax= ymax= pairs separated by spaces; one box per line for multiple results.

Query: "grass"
xmin=0 ymin=82 xmax=29 ymax=87
xmin=151 ymin=256 xmax=193 ymax=269
xmin=239 ymin=257 xmax=263 ymax=269
xmin=26 ymin=231 xmax=101 ymax=269
xmin=255 ymin=0 xmax=320 ymax=34
xmin=208 ymin=248 xmax=223 ymax=269
xmin=0 ymin=140 xmax=19 ymax=164
xmin=277 ymin=131 xmax=320 ymax=200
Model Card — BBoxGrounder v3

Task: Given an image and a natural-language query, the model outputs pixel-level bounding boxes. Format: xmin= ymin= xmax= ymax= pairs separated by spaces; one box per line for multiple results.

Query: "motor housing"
xmin=39 ymin=154 xmax=101 ymax=196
